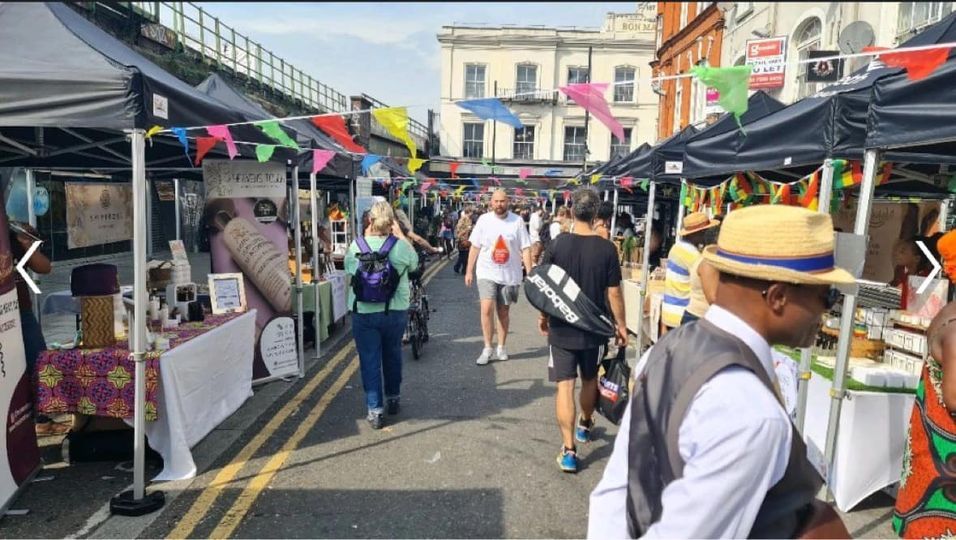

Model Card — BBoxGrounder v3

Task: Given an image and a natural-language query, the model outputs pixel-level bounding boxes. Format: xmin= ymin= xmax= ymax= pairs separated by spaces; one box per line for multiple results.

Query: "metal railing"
xmin=494 ymin=87 xmax=559 ymax=104
xmin=78 ymin=1 xmax=363 ymax=117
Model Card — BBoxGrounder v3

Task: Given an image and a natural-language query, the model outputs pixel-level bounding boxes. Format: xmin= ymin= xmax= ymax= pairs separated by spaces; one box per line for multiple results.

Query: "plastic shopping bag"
xmin=597 ymin=346 xmax=631 ymax=425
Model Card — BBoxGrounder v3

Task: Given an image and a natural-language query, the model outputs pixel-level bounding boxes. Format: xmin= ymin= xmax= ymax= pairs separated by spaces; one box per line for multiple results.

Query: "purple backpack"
xmin=352 ymin=235 xmax=402 ymax=312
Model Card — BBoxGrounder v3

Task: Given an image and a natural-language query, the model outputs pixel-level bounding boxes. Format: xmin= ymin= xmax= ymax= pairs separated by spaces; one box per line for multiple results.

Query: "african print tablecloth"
xmin=35 ymin=312 xmax=243 ymax=421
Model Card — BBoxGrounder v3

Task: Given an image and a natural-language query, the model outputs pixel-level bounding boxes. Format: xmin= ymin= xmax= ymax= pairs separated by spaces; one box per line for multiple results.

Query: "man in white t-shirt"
xmin=465 ymin=189 xmax=533 ymax=365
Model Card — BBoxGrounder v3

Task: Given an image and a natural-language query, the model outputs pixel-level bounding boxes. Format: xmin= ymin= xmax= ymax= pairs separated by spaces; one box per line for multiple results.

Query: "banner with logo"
xmin=203 ymin=160 xmax=298 ymax=382
xmin=807 ymin=50 xmax=844 ymax=83
xmin=0 ymin=191 xmax=40 ymax=513
xmin=65 ymin=182 xmax=133 ymax=248
xmin=746 ymin=36 xmax=788 ymax=89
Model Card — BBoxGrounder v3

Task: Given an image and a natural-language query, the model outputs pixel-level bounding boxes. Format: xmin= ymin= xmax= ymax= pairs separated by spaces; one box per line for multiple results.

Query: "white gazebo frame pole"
xmin=174 ymin=177 xmax=181 ymax=242
xmin=292 ymin=166 xmax=305 ymax=378
xmin=634 ymin=181 xmax=656 ymax=358
xmin=823 ymin=150 xmax=881 ymax=496
xmin=796 ymin=158 xmax=834 ymax=435
xmin=609 ymin=188 xmax=619 ymax=237
xmin=309 ymin=172 xmax=321 ymax=361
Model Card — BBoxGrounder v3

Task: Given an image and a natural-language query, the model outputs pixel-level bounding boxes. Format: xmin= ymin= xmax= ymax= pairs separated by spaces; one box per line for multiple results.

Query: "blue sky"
xmin=196 ymin=2 xmax=636 ymax=123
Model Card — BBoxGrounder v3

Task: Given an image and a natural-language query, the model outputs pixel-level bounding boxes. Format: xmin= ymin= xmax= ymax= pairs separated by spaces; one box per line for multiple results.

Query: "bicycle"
xmin=404 ymin=249 xmax=434 ymax=359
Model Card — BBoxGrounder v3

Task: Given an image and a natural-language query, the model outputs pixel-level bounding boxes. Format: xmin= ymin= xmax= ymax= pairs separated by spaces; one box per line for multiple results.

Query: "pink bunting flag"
xmin=419 ymin=179 xmax=436 ymax=196
xmin=559 ymin=83 xmax=625 ymax=141
xmin=206 ymin=125 xmax=238 ymax=159
xmin=515 ymin=187 xmax=524 ymax=197
xmin=563 ymin=190 xmax=572 ymax=203
xmin=312 ymin=149 xmax=336 ymax=175
xmin=519 ymin=167 xmax=531 ymax=180
xmin=620 ymin=176 xmax=634 ymax=193
xmin=490 ymin=176 xmax=501 ymax=186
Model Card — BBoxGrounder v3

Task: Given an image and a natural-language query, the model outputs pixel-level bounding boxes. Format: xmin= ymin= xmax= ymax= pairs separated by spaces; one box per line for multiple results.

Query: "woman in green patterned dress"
xmin=894 ymin=247 xmax=956 ymax=538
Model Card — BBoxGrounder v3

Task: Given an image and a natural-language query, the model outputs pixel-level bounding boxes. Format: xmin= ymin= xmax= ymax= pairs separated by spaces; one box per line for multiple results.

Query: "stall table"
xmin=803 ymin=371 xmax=914 ymax=511
xmin=35 ymin=310 xmax=256 ymax=481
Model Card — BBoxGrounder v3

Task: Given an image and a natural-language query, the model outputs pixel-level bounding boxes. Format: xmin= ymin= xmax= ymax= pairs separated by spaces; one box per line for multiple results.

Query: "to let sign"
xmin=746 ymin=36 xmax=788 ymax=89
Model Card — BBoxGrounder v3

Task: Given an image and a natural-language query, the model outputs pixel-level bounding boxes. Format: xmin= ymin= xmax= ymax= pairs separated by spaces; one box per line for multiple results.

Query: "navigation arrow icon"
xmin=15 ymin=241 xmax=41 ymax=294
xmin=916 ymin=240 xmax=941 ymax=295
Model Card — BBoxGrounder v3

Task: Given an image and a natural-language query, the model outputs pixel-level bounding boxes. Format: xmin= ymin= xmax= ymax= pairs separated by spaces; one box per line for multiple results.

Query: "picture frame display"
xmin=208 ymin=273 xmax=247 ymax=315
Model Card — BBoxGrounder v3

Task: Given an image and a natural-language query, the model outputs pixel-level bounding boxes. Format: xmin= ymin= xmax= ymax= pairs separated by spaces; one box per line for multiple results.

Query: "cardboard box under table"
xmin=35 ymin=310 xmax=257 ymax=481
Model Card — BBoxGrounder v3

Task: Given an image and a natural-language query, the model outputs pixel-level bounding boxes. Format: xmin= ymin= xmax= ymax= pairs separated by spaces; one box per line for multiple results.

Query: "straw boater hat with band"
xmin=680 ymin=212 xmax=720 ymax=237
xmin=702 ymin=205 xmax=855 ymax=286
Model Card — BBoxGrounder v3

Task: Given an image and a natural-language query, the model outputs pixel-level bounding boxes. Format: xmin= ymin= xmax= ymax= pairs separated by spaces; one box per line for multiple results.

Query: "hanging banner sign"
xmin=203 ymin=160 xmax=297 ymax=382
xmin=356 ymin=177 xmax=373 ymax=198
xmin=806 ymin=50 xmax=844 ymax=83
xmin=0 ymin=200 xmax=40 ymax=514
xmin=746 ymin=36 xmax=788 ymax=89
xmin=65 ymin=182 xmax=133 ymax=249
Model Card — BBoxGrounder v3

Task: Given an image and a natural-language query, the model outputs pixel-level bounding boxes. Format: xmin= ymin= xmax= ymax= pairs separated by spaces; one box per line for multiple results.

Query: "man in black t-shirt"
xmin=539 ymin=188 xmax=627 ymax=474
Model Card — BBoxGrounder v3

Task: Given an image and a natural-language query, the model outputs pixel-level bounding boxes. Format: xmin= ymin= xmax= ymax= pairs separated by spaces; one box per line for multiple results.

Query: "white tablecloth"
xmin=803 ymin=372 xmax=914 ymax=511
xmin=124 ymin=310 xmax=256 ymax=481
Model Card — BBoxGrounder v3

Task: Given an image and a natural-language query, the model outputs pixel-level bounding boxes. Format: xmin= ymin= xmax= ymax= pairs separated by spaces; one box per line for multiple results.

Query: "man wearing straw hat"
xmin=588 ymin=205 xmax=853 ymax=539
xmin=660 ymin=212 xmax=719 ymax=333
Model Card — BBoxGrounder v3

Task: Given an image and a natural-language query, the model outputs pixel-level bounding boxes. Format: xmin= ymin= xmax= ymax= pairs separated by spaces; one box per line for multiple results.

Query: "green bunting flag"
xmin=690 ymin=65 xmax=753 ymax=125
xmin=256 ymin=120 xmax=300 ymax=150
xmin=639 ymin=179 xmax=649 ymax=192
xmin=255 ymin=144 xmax=276 ymax=162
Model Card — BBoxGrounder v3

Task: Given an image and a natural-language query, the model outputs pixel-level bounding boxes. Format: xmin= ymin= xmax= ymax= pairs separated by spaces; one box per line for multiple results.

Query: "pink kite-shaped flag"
xmin=312 ymin=149 xmax=336 ymax=175
xmin=559 ymin=83 xmax=624 ymax=141
xmin=207 ymin=125 xmax=238 ymax=159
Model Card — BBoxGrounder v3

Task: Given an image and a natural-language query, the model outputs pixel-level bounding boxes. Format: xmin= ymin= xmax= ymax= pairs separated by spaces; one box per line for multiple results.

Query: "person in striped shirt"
xmin=661 ymin=212 xmax=720 ymax=332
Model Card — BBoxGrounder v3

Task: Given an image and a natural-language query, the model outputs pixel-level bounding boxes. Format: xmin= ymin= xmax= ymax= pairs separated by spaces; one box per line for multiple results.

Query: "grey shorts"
xmin=477 ymin=279 xmax=520 ymax=305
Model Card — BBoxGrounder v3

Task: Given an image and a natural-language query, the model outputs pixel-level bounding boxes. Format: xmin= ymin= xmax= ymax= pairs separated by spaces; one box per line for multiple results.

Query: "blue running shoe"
xmin=557 ymin=447 xmax=578 ymax=473
xmin=575 ymin=415 xmax=594 ymax=444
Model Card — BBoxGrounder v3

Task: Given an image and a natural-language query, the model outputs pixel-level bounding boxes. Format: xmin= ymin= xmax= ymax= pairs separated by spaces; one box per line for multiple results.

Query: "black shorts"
xmin=548 ymin=345 xmax=605 ymax=382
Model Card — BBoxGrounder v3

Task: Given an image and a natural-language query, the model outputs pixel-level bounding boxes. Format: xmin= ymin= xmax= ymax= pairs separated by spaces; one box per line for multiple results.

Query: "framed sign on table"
xmin=209 ymin=273 xmax=247 ymax=315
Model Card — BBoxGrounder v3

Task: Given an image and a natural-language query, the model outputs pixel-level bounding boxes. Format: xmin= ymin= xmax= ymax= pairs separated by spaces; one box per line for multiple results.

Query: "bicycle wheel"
xmin=411 ymin=323 xmax=422 ymax=359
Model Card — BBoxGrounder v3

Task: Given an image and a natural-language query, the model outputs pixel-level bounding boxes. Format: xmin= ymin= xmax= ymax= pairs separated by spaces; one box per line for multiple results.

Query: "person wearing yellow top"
xmin=661 ymin=213 xmax=719 ymax=332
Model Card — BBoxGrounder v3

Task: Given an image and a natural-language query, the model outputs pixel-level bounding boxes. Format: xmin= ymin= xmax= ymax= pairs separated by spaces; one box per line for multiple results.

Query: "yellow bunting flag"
xmin=407 ymin=157 xmax=427 ymax=173
xmin=590 ymin=174 xmax=602 ymax=185
xmin=371 ymin=107 xmax=417 ymax=158
xmin=145 ymin=125 xmax=163 ymax=139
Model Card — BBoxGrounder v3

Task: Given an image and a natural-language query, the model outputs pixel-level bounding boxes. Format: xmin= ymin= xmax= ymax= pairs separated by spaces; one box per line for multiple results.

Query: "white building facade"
xmin=436 ymin=11 xmax=658 ymax=168
xmin=720 ymin=2 xmax=953 ymax=105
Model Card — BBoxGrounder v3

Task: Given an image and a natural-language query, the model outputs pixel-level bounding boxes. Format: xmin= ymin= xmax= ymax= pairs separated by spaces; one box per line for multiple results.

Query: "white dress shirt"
xmin=587 ymin=305 xmax=793 ymax=539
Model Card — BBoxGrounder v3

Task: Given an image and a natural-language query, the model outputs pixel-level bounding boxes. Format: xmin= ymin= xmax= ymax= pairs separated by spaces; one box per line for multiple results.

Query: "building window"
xmin=513 ymin=126 xmax=535 ymax=160
xmin=563 ymin=126 xmax=587 ymax=162
xmin=516 ymin=63 xmax=538 ymax=94
xmin=898 ymin=2 xmax=953 ymax=42
xmin=610 ymin=128 xmax=632 ymax=159
xmin=462 ymin=122 xmax=484 ymax=158
xmin=793 ymin=17 xmax=822 ymax=100
xmin=614 ymin=67 xmax=636 ymax=102
xmin=567 ymin=66 xmax=589 ymax=85
xmin=680 ymin=2 xmax=688 ymax=28
xmin=464 ymin=64 xmax=486 ymax=99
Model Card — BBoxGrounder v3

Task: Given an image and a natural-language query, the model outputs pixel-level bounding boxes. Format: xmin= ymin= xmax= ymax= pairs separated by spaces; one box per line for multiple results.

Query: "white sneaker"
xmin=476 ymin=347 xmax=494 ymax=365
xmin=496 ymin=346 xmax=508 ymax=361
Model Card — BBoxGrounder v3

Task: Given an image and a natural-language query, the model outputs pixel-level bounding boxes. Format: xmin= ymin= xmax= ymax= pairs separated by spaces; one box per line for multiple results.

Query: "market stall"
xmin=35 ymin=310 xmax=256 ymax=481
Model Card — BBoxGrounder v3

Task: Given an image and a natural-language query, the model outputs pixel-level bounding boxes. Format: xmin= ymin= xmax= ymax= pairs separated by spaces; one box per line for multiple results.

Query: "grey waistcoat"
xmin=625 ymin=319 xmax=822 ymax=538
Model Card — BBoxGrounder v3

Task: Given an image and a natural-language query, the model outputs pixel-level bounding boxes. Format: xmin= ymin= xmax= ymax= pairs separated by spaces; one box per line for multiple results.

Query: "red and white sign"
xmin=704 ymin=87 xmax=721 ymax=115
xmin=746 ymin=36 xmax=788 ymax=89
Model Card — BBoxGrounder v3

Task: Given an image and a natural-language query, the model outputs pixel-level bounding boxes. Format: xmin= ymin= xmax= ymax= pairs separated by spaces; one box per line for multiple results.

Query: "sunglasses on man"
xmin=762 ymin=285 xmax=841 ymax=310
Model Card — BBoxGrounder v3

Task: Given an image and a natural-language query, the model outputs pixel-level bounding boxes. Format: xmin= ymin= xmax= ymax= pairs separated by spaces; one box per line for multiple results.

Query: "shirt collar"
xmin=704 ymin=305 xmax=775 ymax=380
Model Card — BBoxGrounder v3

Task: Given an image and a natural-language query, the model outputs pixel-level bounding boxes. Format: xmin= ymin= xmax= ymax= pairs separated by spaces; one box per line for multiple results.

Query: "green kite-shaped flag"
xmin=690 ymin=65 xmax=753 ymax=125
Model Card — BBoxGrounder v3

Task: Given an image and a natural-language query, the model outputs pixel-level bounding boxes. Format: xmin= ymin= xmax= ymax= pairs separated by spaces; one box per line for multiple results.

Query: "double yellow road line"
xmin=170 ymin=256 xmax=450 ymax=539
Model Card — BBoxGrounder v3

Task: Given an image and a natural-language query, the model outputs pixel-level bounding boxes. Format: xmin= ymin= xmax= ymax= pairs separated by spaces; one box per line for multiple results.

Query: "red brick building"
xmin=652 ymin=2 xmax=725 ymax=139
